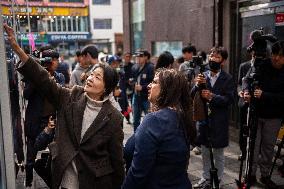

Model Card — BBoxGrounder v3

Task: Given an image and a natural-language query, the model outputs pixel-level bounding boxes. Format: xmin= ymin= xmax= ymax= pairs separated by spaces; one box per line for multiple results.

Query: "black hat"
xmin=134 ymin=50 xmax=149 ymax=57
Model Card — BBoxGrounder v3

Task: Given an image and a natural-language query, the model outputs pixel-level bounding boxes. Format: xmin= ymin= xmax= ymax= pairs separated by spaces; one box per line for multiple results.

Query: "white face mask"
xmin=115 ymin=67 xmax=121 ymax=72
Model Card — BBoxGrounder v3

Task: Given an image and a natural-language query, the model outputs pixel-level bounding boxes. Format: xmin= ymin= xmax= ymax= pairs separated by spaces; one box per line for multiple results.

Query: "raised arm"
xmin=4 ymin=24 xmax=29 ymax=64
xmin=4 ymin=24 xmax=69 ymax=109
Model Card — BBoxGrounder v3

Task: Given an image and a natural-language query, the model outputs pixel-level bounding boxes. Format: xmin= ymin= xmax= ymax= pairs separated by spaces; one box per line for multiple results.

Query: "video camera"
xmin=245 ymin=28 xmax=277 ymax=90
xmin=32 ymin=49 xmax=59 ymax=68
xmin=185 ymin=55 xmax=208 ymax=84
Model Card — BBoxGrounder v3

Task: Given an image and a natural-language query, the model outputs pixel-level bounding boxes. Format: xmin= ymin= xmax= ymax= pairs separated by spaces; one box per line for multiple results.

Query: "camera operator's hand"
xmin=243 ymin=91 xmax=251 ymax=103
xmin=201 ymin=89 xmax=214 ymax=101
xmin=254 ymin=89 xmax=263 ymax=99
xmin=44 ymin=116 xmax=56 ymax=134
xmin=238 ymin=91 xmax=244 ymax=98
xmin=196 ymin=74 xmax=206 ymax=86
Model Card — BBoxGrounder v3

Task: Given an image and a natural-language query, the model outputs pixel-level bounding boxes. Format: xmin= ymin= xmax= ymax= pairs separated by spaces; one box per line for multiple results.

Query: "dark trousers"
xmin=26 ymin=138 xmax=37 ymax=186
xmin=239 ymin=106 xmax=248 ymax=153
xmin=34 ymin=152 xmax=52 ymax=188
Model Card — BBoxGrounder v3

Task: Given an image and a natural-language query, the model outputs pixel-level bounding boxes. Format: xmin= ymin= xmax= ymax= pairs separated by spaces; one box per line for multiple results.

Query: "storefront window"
xmin=73 ymin=17 xmax=77 ymax=31
xmin=67 ymin=17 xmax=72 ymax=31
xmin=152 ymin=41 xmax=183 ymax=58
xmin=44 ymin=16 xmax=89 ymax=32
xmin=57 ymin=17 xmax=62 ymax=32
xmin=93 ymin=0 xmax=110 ymax=5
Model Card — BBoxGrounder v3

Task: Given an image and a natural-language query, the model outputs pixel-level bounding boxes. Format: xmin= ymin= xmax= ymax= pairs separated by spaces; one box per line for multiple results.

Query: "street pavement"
xmin=16 ymin=118 xmax=284 ymax=189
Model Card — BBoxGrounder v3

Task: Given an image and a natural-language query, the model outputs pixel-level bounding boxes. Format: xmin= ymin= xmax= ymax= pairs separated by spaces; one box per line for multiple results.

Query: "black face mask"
xmin=209 ymin=61 xmax=221 ymax=72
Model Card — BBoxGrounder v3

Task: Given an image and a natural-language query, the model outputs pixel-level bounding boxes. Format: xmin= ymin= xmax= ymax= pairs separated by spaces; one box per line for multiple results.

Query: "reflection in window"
xmin=62 ymin=17 xmax=67 ymax=32
xmin=52 ymin=18 xmax=56 ymax=32
xmin=93 ymin=19 xmax=112 ymax=29
xmin=73 ymin=17 xmax=77 ymax=32
xmin=47 ymin=20 xmax=51 ymax=31
xmin=93 ymin=0 xmax=110 ymax=5
xmin=57 ymin=18 xmax=61 ymax=32
xmin=67 ymin=17 xmax=72 ymax=31
xmin=43 ymin=16 xmax=88 ymax=32
xmin=152 ymin=41 xmax=182 ymax=58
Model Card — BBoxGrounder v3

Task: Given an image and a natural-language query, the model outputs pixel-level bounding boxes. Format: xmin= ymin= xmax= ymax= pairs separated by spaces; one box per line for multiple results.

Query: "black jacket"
xmin=243 ymin=60 xmax=284 ymax=119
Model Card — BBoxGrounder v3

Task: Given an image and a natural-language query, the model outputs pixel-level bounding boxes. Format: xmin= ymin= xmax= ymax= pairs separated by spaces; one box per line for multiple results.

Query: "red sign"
xmin=276 ymin=13 xmax=284 ymax=26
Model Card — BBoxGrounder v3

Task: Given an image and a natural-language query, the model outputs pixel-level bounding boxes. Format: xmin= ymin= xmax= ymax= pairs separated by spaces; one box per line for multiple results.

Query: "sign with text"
xmin=276 ymin=13 xmax=284 ymax=26
xmin=47 ymin=34 xmax=91 ymax=42
xmin=2 ymin=6 xmax=88 ymax=16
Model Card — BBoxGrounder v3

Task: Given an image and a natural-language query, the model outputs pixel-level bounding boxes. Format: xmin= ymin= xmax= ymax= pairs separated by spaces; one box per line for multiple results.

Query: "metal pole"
xmin=213 ymin=0 xmax=216 ymax=47
xmin=0 ymin=5 xmax=17 ymax=189
xmin=26 ymin=0 xmax=32 ymax=54
xmin=11 ymin=0 xmax=17 ymax=42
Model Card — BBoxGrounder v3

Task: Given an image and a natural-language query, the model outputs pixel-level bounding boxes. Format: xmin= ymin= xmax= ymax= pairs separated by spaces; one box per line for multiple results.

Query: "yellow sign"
xmin=1 ymin=6 xmax=88 ymax=16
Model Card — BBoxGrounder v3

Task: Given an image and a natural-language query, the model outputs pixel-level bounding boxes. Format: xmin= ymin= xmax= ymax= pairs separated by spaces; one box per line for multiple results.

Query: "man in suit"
xmin=192 ymin=47 xmax=235 ymax=189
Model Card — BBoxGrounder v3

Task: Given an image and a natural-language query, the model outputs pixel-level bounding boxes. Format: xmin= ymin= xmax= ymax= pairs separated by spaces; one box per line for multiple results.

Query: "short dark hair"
xmin=135 ymin=50 xmax=150 ymax=59
xmin=93 ymin=63 xmax=119 ymax=97
xmin=42 ymin=49 xmax=59 ymax=59
xmin=76 ymin=50 xmax=81 ymax=57
xmin=155 ymin=51 xmax=174 ymax=70
xmin=272 ymin=41 xmax=284 ymax=56
xmin=211 ymin=46 xmax=228 ymax=60
xmin=144 ymin=50 xmax=151 ymax=60
xmin=182 ymin=45 xmax=197 ymax=55
xmin=81 ymin=45 xmax=98 ymax=59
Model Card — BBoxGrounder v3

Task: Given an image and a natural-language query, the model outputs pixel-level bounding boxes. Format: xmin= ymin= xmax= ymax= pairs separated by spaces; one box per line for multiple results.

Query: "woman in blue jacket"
xmin=122 ymin=69 xmax=195 ymax=189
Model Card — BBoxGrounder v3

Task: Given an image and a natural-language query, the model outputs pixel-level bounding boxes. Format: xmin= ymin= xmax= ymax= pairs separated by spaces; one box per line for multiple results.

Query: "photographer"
xmin=242 ymin=40 xmax=284 ymax=188
xmin=192 ymin=47 xmax=234 ymax=188
xmin=179 ymin=45 xmax=198 ymax=83
xmin=23 ymin=48 xmax=64 ymax=187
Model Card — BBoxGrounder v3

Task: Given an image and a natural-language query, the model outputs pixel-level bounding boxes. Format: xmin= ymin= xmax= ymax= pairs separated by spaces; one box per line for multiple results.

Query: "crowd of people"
xmin=3 ymin=23 xmax=284 ymax=189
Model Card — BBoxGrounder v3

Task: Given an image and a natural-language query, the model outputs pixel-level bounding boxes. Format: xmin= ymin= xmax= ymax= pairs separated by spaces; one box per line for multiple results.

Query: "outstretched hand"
xmin=3 ymin=23 xmax=18 ymax=50
xmin=3 ymin=23 xmax=29 ymax=63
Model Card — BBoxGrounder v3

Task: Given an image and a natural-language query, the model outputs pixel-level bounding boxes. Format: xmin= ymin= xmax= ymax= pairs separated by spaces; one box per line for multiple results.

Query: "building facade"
xmin=89 ymin=0 xmax=123 ymax=54
xmin=1 ymin=0 xmax=91 ymax=55
xmin=123 ymin=0 xmax=284 ymax=127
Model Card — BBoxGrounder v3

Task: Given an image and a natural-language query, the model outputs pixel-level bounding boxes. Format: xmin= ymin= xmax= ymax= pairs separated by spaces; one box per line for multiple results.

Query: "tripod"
xmin=204 ymin=101 xmax=220 ymax=189
xmin=236 ymin=80 xmax=259 ymax=189
xmin=269 ymin=134 xmax=284 ymax=178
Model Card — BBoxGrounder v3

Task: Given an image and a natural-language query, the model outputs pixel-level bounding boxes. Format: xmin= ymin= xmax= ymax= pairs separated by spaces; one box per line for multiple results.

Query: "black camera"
xmin=39 ymin=57 xmax=53 ymax=67
xmin=245 ymin=28 xmax=277 ymax=90
xmin=192 ymin=55 xmax=208 ymax=73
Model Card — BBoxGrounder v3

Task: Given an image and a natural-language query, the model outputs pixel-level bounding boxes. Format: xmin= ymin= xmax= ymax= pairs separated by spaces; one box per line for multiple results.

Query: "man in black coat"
xmin=192 ymin=47 xmax=235 ymax=188
xmin=242 ymin=41 xmax=284 ymax=188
